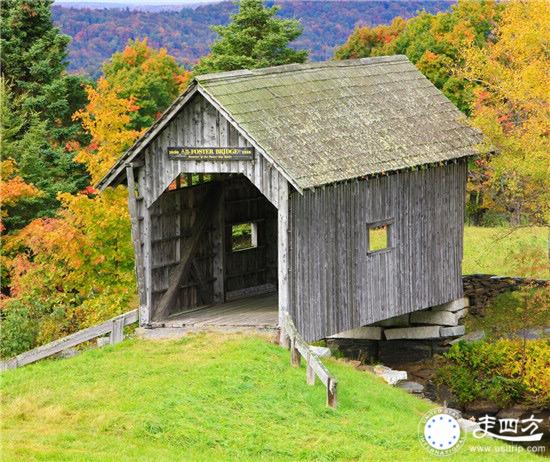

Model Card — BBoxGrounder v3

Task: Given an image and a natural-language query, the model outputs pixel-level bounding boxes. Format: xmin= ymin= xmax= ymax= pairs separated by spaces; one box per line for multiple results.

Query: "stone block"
xmin=397 ymin=381 xmax=424 ymax=394
xmin=329 ymin=326 xmax=382 ymax=340
xmin=410 ymin=310 xmax=457 ymax=326
xmin=374 ymin=313 xmax=410 ymax=327
xmin=455 ymin=308 xmax=468 ymax=320
xmin=384 ymin=325 xmax=441 ymax=340
xmin=432 ymin=297 xmax=469 ymax=312
xmin=372 ymin=365 xmax=407 ymax=385
xmin=440 ymin=325 xmax=466 ymax=337
xmin=378 ymin=340 xmax=434 ymax=364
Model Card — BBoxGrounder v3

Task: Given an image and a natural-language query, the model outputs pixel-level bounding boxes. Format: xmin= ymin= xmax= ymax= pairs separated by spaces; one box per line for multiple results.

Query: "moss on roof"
xmin=196 ymin=55 xmax=482 ymax=189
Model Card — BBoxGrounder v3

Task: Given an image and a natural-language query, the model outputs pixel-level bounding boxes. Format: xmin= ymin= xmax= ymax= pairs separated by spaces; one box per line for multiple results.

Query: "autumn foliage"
xmin=1 ymin=38 xmax=186 ymax=357
xmin=460 ymin=0 xmax=550 ymax=224
xmin=102 ymin=38 xmax=191 ymax=130
xmin=72 ymin=78 xmax=142 ymax=184
xmin=0 ymin=159 xmax=41 ymax=232
xmin=1 ymin=188 xmax=136 ymax=356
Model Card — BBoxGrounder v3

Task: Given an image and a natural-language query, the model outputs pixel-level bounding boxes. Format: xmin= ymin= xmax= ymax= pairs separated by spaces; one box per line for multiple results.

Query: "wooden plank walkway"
xmin=150 ymin=293 xmax=278 ymax=329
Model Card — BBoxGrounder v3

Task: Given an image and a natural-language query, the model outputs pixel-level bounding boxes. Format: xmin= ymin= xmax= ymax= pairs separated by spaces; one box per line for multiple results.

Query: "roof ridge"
xmin=195 ymin=55 xmax=409 ymax=84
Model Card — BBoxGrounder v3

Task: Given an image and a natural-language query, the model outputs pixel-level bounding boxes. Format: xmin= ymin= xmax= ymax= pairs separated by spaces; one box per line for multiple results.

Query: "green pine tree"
xmin=0 ymin=0 xmax=90 ymax=143
xmin=0 ymin=80 xmax=89 ymax=232
xmin=1 ymin=1 xmax=90 ymax=230
xmin=193 ymin=0 xmax=308 ymax=75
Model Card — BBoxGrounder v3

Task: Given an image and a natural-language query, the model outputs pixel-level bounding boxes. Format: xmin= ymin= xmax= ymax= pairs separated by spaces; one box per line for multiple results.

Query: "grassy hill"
xmin=1 ymin=333 xmax=539 ymax=461
xmin=463 ymin=226 xmax=549 ymax=279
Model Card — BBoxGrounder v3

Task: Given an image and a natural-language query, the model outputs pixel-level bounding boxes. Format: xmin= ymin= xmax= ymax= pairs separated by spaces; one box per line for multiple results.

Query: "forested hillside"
xmin=52 ymin=0 xmax=453 ymax=77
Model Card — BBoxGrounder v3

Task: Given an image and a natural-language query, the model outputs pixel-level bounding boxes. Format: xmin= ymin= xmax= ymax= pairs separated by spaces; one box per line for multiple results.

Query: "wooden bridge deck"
xmin=152 ymin=293 xmax=278 ymax=330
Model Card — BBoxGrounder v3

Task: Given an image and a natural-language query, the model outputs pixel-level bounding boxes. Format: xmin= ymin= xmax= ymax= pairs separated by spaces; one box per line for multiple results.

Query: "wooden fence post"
xmin=290 ymin=338 xmax=301 ymax=367
xmin=110 ymin=318 xmax=124 ymax=345
xmin=306 ymin=361 xmax=315 ymax=385
xmin=279 ymin=329 xmax=290 ymax=349
xmin=281 ymin=310 xmax=338 ymax=408
xmin=327 ymin=378 xmax=337 ymax=408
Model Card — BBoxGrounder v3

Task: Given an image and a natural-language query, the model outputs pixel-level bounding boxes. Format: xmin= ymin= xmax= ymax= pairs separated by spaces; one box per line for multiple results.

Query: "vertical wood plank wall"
xmin=142 ymin=93 xmax=287 ymax=209
xmin=223 ymin=176 xmax=278 ymax=295
xmin=288 ymin=161 xmax=467 ymax=341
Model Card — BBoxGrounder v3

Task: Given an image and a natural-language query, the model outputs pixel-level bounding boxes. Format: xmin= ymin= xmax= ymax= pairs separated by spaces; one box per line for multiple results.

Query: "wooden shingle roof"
xmin=98 ymin=55 xmax=483 ymax=191
xmin=197 ymin=55 xmax=482 ymax=189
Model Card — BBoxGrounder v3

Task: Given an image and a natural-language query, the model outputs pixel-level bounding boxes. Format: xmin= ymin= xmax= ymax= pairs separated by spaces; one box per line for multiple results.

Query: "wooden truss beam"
xmin=153 ymin=182 xmax=222 ymax=320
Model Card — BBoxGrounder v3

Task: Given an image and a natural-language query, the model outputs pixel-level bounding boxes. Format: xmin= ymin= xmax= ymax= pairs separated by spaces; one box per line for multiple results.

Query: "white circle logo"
xmin=418 ymin=408 xmax=465 ymax=456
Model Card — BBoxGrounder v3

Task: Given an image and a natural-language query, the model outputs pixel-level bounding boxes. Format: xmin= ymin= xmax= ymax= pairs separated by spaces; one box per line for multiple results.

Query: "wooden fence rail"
xmin=281 ymin=311 xmax=338 ymax=408
xmin=0 ymin=310 xmax=139 ymax=372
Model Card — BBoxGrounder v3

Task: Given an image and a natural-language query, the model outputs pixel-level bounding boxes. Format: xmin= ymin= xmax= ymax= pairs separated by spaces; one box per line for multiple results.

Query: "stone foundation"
xmin=327 ymin=297 xmax=470 ymax=363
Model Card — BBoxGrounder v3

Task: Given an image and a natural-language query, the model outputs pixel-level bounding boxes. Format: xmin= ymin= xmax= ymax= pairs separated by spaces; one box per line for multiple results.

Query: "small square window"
xmin=231 ymin=222 xmax=258 ymax=252
xmin=368 ymin=222 xmax=391 ymax=253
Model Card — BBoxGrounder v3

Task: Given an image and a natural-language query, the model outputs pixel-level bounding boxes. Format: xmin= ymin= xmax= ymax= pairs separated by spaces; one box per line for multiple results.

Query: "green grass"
xmin=463 ymin=226 xmax=548 ymax=278
xmin=0 ymin=334 xmax=539 ymax=461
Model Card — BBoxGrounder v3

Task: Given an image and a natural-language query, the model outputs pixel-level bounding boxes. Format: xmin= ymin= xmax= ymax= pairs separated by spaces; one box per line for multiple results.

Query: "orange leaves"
xmin=334 ymin=17 xmax=406 ymax=60
xmin=423 ymin=50 xmax=439 ymax=62
xmin=0 ymin=159 xmax=41 ymax=231
xmin=1 ymin=160 xmax=41 ymax=208
xmin=80 ymin=185 xmax=98 ymax=196
xmin=64 ymin=140 xmax=80 ymax=152
xmin=2 ymin=187 xmax=135 ymax=318
xmin=175 ymin=70 xmax=192 ymax=92
xmin=72 ymin=78 xmax=142 ymax=184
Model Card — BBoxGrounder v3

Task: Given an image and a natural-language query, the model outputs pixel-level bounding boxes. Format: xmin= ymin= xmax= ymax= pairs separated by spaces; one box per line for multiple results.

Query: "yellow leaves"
xmin=72 ymin=78 xmax=142 ymax=184
xmin=461 ymin=0 xmax=550 ymax=223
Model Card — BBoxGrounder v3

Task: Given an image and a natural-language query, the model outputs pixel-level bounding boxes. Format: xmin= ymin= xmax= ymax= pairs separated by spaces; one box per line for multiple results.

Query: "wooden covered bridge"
xmin=98 ymin=55 xmax=482 ymax=342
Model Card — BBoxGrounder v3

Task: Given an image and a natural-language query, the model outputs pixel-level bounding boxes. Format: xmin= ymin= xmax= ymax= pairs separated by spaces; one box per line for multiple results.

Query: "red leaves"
xmin=80 ymin=186 xmax=98 ymax=196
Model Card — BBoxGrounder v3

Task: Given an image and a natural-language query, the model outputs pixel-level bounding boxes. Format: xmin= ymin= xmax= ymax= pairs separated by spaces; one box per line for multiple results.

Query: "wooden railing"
xmin=0 ymin=310 xmax=138 ymax=371
xmin=281 ymin=311 xmax=338 ymax=408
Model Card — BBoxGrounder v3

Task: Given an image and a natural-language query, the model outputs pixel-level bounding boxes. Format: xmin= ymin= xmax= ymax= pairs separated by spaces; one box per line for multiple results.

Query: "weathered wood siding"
xmin=142 ymin=92 xmax=287 ymax=209
xmin=289 ymin=161 xmax=467 ymax=341
xmin=134 ymin=178 xmax=278 ymax=318
xmin=151 ymin=183 xmax=217 ymax=316
xmin=223 ymin=176 xmax=278 ymax=296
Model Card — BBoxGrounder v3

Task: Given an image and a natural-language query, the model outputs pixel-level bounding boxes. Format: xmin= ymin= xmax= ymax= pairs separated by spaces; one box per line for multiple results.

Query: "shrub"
xmin=436 ymin=339 xmax=550 ymax=408
xmin=0 ymin=301 xmax=39 ymax=357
